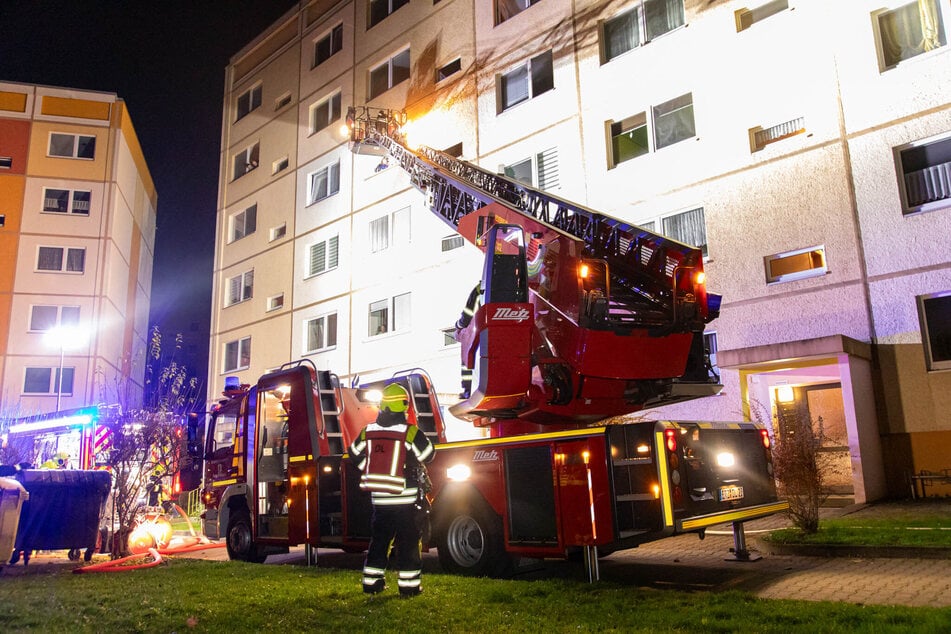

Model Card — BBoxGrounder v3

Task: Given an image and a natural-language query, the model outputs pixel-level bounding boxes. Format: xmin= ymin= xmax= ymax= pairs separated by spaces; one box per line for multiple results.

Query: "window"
xmin=267 ymin=293 xmax=285 ymax=312
xmin=308 ymin=236 xmax=340 ymax=276
xmin=37 ymin=246 xmax=85 ymax=273
xmin=443 ymin=142 xmax=464 ymax=157
xmin=236 ymin=84 xmax=262 ymax=121
xmin=232 ymin=143 xmax=260 ymax=180
xmin=270 ymin=223 xmax=287 ymax=242
xmin=498 ymin=50 xmax=553 ymax=113
xmin=765 ymin=245 xmax=827 ymax=284
xmin=29 ymin=305 xmax=80 ymax=332
xmin=48 ymin=133 xmax=96 ymax=159
xmin=273 ymin=157 xmax=289 ymax=174
xmin=1 ymin=156 xmax=12 ymax=169
xmin=704 ymin=331 xmax=719 ymax=377
xmin=873 ymin=0 xmax=947 ymax=70
xmin=305 ymin=313 xmax=338 ymax=353
xmin=663 ymin=207 xmax=707 ymax=258
xmin=369 ymin=207 xmax=410 ymax=253
xmin=735 ymin=0 xmax=789 ymax=32
xmin=224 ymin=337 xmax=251 ymax=373
xmin=226 ymin=270 xmax=253 ymax=307
xmin=442 ymin=327 xmax=458 ymax=346
xmin=307 ymin=162 xmax=340 ymax=204
xmin=600 ymin=0 xmax=685 ymax=63
xmin=437 ymin=58 xmax=462 ymax=82
xmin=918 ymin=291 xmax=951 ymax=371
xmin=314 ymin=24 xmax=343 ymax=67
xmin=442 ymin=235 xmax=464 ymax=251
xmin=369 ymin=49 xmax=411 ymax=99
xmin=369 ymin=0 xmax=409 ymax=27
xmin=42 ymin=188 xmax=91 ymax=215
xmin=496 ymin=0 xmax=542 ymax=25
xmin=640 ymin=207 xmax=708 ymax=257
xmin=275 ymin=92 xmax=292 ymax=110
xmin=230 ymin=204 xmax=257 ymax=242
xmin=653 ymin=93 xmax=695 ymax=150
xmin=23 ymin=367 xmax=74 ymax=395
xmin=369 ymin=292 xmax=410 ymax=336
xmin=310 ymin=92 xmax=342 ymax=134
xmin=611 ymin=113 xmax=649 ymax=165
xmin=896 ymin=132 xmax=951 ymax=214
xmin=750 ymin=116 xmax=806 ymax=152
xmin=503 ymin=147 xmax=559 ymax=190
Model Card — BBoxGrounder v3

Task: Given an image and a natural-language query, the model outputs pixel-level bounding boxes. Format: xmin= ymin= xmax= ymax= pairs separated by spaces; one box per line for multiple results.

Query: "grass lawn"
xmin=767 ymin=501 xmax=951 ymax=548
xmin=1 ymin=559 xmax=950 ymax=633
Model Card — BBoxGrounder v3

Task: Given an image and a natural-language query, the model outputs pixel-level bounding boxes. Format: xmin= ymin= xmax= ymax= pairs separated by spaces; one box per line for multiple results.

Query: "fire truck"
xmin=199 ymin=109 xmax=787 ymax=576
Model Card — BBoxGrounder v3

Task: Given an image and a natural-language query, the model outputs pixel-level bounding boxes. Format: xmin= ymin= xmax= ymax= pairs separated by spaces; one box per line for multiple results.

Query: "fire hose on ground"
xmin=74 ymin=503 xmax=225 ymax=574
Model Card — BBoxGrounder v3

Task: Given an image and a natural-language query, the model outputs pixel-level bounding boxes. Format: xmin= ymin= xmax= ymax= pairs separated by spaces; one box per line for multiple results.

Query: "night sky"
xmin=0 ymin=0 xmax=298 ymax=386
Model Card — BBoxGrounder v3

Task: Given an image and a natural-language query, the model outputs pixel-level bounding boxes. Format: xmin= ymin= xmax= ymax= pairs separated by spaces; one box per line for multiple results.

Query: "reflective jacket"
xmin=350 ymin=420 xmax=435 ymax=506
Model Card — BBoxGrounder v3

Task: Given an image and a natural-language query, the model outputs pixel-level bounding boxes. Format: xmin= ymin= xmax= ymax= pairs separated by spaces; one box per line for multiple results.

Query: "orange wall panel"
xmin=0 ymin=91 xmax=28 ymax=113
xmin=40 ymin=96 xmax=111 ymax=121
xmin=0 ymin=119 xmax=31 ymax=175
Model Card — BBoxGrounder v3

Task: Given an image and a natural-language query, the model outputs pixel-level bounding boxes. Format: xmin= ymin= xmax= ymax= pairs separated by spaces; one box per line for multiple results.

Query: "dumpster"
xmin=10 ymin=469 xmax=110 ymax=564
xmin=0 ymin=477 xmax=29 ymax=567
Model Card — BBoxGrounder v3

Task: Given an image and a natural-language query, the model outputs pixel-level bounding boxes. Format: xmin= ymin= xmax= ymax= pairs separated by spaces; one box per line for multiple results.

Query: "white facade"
xmin=211 ymin=0 xmax=951 ymax=495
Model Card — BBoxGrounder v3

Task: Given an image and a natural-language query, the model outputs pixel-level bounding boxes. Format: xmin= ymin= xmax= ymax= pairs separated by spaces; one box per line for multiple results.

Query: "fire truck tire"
xmin=434 ymin=497 xmax=513 ymax=577
xmin=226 ymin=508 xmax=267 ymax=563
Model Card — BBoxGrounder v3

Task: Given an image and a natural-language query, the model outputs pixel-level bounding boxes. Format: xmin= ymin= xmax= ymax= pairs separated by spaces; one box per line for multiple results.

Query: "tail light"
xmin=665 ymin=429 xmax=677 ymax=453
xmin=760 ymin=429 xmax=771 ymax=448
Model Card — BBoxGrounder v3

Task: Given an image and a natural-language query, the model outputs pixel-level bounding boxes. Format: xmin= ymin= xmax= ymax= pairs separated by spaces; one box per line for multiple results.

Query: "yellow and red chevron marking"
xmin=94 ymin=425 xmax=113 ymax=453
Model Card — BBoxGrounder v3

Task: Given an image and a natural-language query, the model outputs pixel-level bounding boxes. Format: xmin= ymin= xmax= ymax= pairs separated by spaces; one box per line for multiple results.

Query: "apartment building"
xmin=0 ymin=83 xmax=156 ymax=417
xmin=211 ymin=0 xmax=951 ymax=500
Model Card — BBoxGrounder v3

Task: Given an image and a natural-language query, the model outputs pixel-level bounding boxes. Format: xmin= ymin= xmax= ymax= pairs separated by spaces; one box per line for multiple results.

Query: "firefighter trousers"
xmin=363 ymin=503 xmax=423 ymax=595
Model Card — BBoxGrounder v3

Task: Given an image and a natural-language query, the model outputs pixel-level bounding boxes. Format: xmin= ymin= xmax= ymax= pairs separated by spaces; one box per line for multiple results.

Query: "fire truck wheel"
xmin=435 ymin=497 xmax=513 ymax=577
xmin=226 ymin=508 xmax=267 ymax=563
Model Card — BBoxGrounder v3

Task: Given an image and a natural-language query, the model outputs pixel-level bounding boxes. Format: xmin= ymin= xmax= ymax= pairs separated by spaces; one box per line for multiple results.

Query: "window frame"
xmin=307 ymin=161 xmax=341 ymax=205
xmin=267 ymin=293 xmax=285 ymax=312
xmin=917 ymin=291 xmax=951 ymax=371
xmin=369 ymin=207 xmax=411 ymax=253
xmin=734 ymin=0 xmax=789 ymax=32
xmin=28 ymin=304 xmax=80 ymax=333
xmin=599 ymin=0 xmax=686 ymax=64
xmin=764 ymin=245 xmax=828 ymax=285
xmin=304 ymin=312 xmax=339 ymax=354
xmin=437 ymin=58 xmax=462 ymax=82
xmin=497 ymin=50 xmax=554 ymax=113
xmin=223 ymin=336 xmax=252 ymax=373
xmin=235 ymin=83 xmax=263 ymax=122
xmin=369 ymin=48 xmax=411 ymax=100
xmin=41 ymin=187 xmax=91 ymax=216
xmin=232 ymin=143 xmax=260 ymax=181
xmin=225 ymin=270 xmax=254 ymax=307
xmin=23 ymin=366 xmax=75 ymax=396
xmin=36 ymin=246 xmax=85 ymax=274
xmin=270 ymin=223 xmax=287 ymax=242
xmin=441 ymin=235 xmax=465 ymax=252
xmin=48 ymin=132 xmax=96 ymax=160
xmin=307 ymin=235 xmax=340 ymax=278
xmin=309 ymin=91 xmax=342 ymax=135
xmin=313 ymin=23 xmax=344 ymax=68
xmin=368 ymin=292 xmax=411 ymax=337
xmin=496 ymin=0 xmax=543 ymax=25
xmin=894 ymin=131 xmax=951 ymax=215
xmin=230 ymin=204 xmax=257 ymax=243
xmin=369 ymin=0 xmax=409 ymax=28
xmin=871 ymin=0 xmax=948 ymax=72
xmin=638 ymin=207 xmax=709 ymax=259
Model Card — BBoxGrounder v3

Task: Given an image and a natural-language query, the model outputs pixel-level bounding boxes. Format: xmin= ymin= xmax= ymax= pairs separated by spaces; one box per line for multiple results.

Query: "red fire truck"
xmin=199 ymin=110 xmax=787 ymax=575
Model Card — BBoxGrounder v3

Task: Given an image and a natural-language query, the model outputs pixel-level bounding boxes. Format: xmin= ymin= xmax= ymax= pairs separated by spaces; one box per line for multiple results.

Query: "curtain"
xmin=606 ymin=8 xmax=639 ymax=60
xmin=37 ymin=247 xmax=63 ymax=271
xmin=880 ymin=0 xmax=943 ymax=67
xmin=663 ymin=207 xmax=707 ymax=257
xmin=502 ymin=65 xmax=530 ymax=108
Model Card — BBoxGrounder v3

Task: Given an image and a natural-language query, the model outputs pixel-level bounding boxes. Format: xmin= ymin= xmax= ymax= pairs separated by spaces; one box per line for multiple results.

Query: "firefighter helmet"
xmin=55 ymin=451 xmax=70 ymax=468
xmin=380 ymin=383 xmax=409 ymax=413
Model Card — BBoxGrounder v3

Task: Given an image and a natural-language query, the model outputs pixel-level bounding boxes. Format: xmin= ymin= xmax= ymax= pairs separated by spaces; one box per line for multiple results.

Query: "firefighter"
xmin=349 ymin=383 xmax=435 ymax=598
xmin=455 ymin=281 xmax=483 ymax=398
xmin=147 ymin=466 xmax=166 ymax=508
xmin=40 ymin=451 xmax=70 ymax=469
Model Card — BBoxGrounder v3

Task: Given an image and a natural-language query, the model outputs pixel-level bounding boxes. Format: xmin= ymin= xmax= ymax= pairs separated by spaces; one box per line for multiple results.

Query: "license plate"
xmin=719 ymin=485 xmax=744 ymax=502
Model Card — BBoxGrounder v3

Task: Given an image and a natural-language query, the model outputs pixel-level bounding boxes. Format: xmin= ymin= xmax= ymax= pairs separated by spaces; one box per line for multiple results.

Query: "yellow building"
xmin=0 ymin=82 xmax=156 ymax=416
xmin=211 ymin=0 xmax=951 ymax=500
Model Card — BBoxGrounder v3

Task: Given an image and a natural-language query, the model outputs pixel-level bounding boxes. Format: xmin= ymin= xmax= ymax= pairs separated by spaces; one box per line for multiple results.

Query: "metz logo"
xmin=492 ymin=307 xmax=530 ymax=323
xmin=472 ymin=449 xmax=499 ymax=462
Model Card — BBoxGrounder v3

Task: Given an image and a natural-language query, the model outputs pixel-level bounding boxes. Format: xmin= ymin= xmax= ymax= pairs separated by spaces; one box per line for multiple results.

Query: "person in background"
xmin=348 ymin=383 xmax=435 ymax=598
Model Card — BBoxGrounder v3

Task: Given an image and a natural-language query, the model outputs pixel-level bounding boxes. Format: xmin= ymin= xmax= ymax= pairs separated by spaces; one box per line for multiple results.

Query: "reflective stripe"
xmin=398 ymin=578 xmax=421 ymax=588
xmin=371 ymin=492 xmax=417 ymax=505
xmin=398 ymin=569 xmax=421 ymax=579
xmin=363 ymin=566 xmax=385 ymax=577
xmin=416 ymin=442 xmax=434 ymax=462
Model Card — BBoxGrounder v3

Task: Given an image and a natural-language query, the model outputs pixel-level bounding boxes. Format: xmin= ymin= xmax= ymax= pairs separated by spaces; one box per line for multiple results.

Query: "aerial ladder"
xmin=345 ymin=107 xmax=722 ymax=435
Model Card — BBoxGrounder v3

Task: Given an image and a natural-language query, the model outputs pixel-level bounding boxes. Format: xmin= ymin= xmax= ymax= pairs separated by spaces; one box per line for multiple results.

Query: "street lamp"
xmin=44 ymin=324 xmax=89 ymax=412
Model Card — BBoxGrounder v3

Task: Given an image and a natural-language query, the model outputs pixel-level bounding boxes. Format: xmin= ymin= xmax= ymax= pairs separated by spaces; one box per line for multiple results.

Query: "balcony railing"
xmin=905 ymin=161 xmax=951 ymax=209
